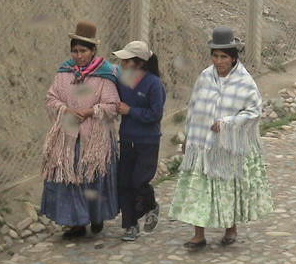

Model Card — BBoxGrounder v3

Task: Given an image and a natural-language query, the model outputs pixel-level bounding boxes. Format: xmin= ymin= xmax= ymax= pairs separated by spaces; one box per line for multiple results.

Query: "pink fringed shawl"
xmin=41 ymin=72 xmax=120 ymax=184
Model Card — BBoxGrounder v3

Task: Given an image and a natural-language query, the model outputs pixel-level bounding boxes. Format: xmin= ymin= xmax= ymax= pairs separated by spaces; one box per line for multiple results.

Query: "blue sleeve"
xmin=129 ymin=80 xmax=165 ymax=123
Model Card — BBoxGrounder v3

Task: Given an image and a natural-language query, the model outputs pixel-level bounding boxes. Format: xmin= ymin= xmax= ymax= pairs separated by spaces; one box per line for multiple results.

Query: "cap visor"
xmin=112 ymin=50 xmax=136 ymax=60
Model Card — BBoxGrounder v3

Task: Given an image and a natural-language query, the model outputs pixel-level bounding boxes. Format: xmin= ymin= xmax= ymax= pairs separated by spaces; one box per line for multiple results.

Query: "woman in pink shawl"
xmin=41 ymin=21 xmax=120 ymax=239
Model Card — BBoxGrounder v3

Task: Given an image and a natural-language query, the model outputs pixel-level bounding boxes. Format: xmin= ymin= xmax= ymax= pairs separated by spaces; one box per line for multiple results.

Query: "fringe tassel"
xmin=181 ymin=119 xmax=261 ymax=180
xmin=41 ymin=106 xmax=114 ymax=185
xmin=78 ymin=118 xmax=113 ymax=182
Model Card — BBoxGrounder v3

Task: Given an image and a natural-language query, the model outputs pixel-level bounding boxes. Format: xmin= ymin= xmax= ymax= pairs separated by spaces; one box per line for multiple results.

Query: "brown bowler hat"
xmin=68 ymin=21 xmax=100 ymax=45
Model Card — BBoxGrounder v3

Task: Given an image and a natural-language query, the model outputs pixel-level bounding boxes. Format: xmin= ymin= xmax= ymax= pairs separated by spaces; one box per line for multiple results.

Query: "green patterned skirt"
xmin=169 ymin=151 xmax=274 ymax=228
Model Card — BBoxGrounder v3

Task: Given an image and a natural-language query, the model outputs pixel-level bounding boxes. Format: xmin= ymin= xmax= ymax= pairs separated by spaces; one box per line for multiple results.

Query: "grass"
xmin=170 ymin=135 xmax=182 ymax=145
xmin=153 ymin=156 xmax=183 ymax=186
xmin=153 ymin=174 xmax=177 ymax=186
xmin=172 ymin=112 xmax=186 ymax=124
xmin=0 ymin=190 xmax=12 ymax=218
xmin=167 ymin=156 xmax=183 ymax=176
xmin=260 ymin=114 xmax=296 ymax=136
xmin=0 ymin=204 xmax=12 ymax=215
xmin=268 ymin=58 xmax=286 ymax=73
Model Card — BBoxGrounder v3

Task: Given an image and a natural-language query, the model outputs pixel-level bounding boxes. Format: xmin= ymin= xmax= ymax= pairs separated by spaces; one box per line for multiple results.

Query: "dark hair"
xmin=129 ymin=53 xmax=160 ymax=77
xmin=211 ymin=48 xmax=239 ymax=66
xmin=70 ymin=39 xmax=96 ymax=51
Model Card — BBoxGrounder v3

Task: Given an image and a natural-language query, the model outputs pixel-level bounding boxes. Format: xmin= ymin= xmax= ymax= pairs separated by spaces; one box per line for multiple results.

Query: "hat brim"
xmin=112 ymin=50 xmax=138 ymax=60
xmin=208 ymin=38 xmax=244 ymax=49
xmin=68 ymin=33 xmax=100 ymax=45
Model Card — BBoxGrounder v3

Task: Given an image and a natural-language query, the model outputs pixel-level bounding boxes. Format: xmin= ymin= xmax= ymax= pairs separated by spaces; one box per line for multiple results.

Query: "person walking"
xmin=41 ymin=21 xmax=120 ymax=239
xmin=169 ymin=27 xmax=274 ymax=251
xmin=112 ymin=41 xmax=166 ymax=241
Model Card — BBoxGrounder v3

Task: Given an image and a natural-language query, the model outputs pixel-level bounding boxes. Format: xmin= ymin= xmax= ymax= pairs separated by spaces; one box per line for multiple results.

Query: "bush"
xmin=167 ymin=156 xmax=183 ymax=175
xmin=172 ymin=112 xmax=186 ymax=124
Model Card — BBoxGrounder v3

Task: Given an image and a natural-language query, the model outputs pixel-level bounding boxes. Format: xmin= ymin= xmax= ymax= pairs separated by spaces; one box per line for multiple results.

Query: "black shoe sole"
xmin=91 ymin=222 xmax=104 ymax=234
xmin=62 ymin=228 xmax=87 ymax=240
xmin=221 ymin=237 xmax=236 ymax=246
xmin=184 ymin=240 xmax=207 ymax=251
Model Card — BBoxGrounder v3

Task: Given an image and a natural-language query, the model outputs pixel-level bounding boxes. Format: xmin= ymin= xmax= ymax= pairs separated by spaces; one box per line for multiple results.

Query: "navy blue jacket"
xmin=119 ymin=73 xmax=166 ymax=144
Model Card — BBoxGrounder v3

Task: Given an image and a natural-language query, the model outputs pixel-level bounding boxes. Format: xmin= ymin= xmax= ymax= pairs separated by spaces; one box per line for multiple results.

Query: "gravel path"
xmin=1 ymin=125 xmax=296 ymax=264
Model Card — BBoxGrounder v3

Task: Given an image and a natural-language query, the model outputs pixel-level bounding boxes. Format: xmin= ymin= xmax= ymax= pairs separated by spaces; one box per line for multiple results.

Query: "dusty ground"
xmin=1 ymin=123 xmax=296 ymax=264
xmin=257 ymin=61 xmax=296 ymax=99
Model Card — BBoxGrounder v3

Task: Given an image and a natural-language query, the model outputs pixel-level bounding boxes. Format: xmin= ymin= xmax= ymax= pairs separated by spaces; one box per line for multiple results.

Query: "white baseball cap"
xmin=112 ymin=41 xmax=153 ymax=61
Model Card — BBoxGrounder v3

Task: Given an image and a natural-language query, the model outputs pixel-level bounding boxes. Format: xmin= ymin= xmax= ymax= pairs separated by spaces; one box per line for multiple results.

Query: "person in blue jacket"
xmin=112 ymin=41 xmax=166 ymax=241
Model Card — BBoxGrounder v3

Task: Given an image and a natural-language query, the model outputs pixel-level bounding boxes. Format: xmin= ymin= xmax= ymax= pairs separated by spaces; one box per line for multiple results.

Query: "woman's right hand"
xmin=211 ymin=121 xmax=222 ymax=133
xmin=65 ymin=108 xmax=84 ymax=122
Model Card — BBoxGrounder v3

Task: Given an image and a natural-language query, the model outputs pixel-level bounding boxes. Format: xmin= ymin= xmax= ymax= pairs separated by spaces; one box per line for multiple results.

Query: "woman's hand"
xmin=117 ymin=102 xmax=131 ymax=115
xmin=75 ymin=108 xmax=94 ymax=120
xmin=65 ymin=108 xmax=93 ymax=122
xmin=65 ymin=108 xmax=82 ymax=120
xmin=211 ymin=121 xmax=222 ymax=133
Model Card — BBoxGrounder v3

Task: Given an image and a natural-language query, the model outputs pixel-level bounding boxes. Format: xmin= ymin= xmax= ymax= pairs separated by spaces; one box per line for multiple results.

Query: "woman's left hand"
xmin=211 ymin=121 xmax=222 ymax=133
xmin=117 ymin=102 xmax=131 ymax=115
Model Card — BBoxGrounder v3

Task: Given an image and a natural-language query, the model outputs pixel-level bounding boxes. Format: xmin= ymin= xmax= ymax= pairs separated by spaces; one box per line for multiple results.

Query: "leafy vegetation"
xmin=172 ymin=112 xmax=186 ymax=124
xmin=260 ymin=114 xmax=296 ymax=135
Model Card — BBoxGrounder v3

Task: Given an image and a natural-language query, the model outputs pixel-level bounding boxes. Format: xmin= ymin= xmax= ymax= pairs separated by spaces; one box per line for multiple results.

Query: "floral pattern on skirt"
xmin=169 ymin=151 xmax=274 ymax=228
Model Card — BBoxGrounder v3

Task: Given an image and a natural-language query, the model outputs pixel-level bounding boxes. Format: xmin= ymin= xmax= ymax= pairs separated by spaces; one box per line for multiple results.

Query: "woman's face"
xmin=121 ymin=59 xmax=143 ymax=70
xmin=212 ymin=50 xmax=236 ymax=77
xmin=71 ymin=44 xmax=96 ymax=67
xmin=121 ymin=59 xmax=136 ymax=70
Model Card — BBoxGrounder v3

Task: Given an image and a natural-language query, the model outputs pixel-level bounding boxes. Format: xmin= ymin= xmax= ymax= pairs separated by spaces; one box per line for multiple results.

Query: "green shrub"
xmin=172 ymin=112 xmax=186 ymax=124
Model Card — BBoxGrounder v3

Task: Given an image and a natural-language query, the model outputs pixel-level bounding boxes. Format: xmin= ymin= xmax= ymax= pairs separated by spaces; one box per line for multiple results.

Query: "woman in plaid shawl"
xmin=170 ymin=27 xmax=273 ymax=251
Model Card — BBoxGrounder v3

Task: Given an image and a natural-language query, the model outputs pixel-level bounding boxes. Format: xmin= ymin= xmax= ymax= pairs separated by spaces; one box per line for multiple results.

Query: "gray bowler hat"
xmin=208 ymin=26 xmax=244 ymax=49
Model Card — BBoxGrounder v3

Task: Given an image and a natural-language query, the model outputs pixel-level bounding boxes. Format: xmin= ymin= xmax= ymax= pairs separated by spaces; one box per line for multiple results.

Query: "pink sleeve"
xmin=93 ymin=79 xmax=120 ymax=120
xmin=46 ymin=74 xmax=67 ymax=119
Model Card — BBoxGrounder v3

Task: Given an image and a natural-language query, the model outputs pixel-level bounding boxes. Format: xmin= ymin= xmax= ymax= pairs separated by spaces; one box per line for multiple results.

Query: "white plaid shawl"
xmin=181 ymin=61 xmax=262 ymax=180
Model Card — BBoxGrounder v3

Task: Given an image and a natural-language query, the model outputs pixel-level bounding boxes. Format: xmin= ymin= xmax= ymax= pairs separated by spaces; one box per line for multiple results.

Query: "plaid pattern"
xmin=182 ymin=62 xmax=262 ymax=179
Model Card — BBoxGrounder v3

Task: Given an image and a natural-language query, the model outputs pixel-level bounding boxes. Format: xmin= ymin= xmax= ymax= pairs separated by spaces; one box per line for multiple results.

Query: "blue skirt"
xmin=41 ymin=138 xmax=119 ymax=226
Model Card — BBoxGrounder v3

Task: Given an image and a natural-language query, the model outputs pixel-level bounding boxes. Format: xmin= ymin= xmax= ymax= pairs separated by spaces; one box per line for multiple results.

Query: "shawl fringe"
xmin=41 ymin=106 xmax=113 ymax=185
xmin=181 ymin=118 xmax=262 ymax=180
xmin=183 ymin=62 xmax=262 ymax=180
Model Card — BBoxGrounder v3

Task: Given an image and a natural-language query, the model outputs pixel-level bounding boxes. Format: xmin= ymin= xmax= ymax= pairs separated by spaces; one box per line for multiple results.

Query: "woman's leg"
xmin=118 ymin=141 xmax=138 ymax=229
xmin=183 ymin=226 xmax=207 ymax=250
xmin=222 ymin=224 xmax=237 ymax=245
xmin=225 ymin=224 xmax=237 ymax=237
xmin=190 ymin=226 xmax=206 ymax=243
xmin=132 ymin=143 xmax=160 ymax=231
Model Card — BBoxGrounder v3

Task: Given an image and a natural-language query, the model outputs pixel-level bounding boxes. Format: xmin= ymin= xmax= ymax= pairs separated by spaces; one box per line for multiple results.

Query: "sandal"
xmin=183 ymin=239 xmax=207 ymax=251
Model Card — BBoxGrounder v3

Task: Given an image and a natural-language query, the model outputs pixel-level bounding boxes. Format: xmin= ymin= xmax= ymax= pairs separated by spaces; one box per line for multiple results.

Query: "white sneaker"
xmin=121 ymin=224 xmax=140 ymax=241
xmin=144 ymin=203 xmax=160 ymax=232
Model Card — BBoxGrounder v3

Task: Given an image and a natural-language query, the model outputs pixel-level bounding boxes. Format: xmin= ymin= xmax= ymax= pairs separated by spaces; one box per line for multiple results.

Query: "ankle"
xmin=190 ymin=236 xmax=206 ymax=243
xmin=225 ymin=226 xmax=237 ymax=236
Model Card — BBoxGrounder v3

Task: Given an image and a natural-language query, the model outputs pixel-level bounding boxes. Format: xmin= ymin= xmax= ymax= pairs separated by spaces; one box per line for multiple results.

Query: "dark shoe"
xmin=62 ymin=226 xmax=86 ymax=240
xmin=183 ymin=239 xmax=207 ymax=251
xmin=91 ymin=222 xmax=104 ymax=234
xmin=144 ymin=203 xmax=160 ymax=232
xmin=222 ymin=226 xmax=237 ymax=246
xmin=221 ymin=236 xmax=237 ymax=246
xmin=121 ymin=224 xmax=140 ymax=242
